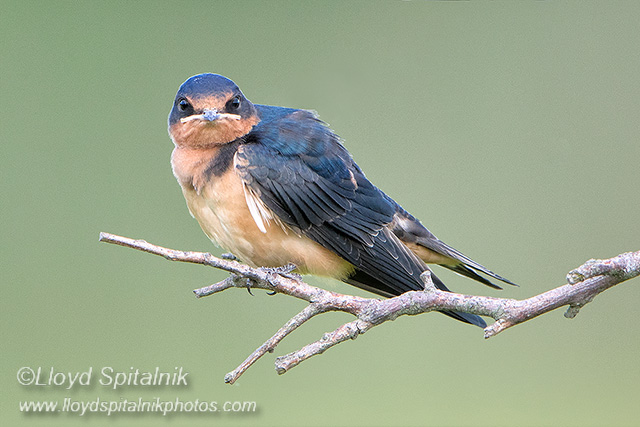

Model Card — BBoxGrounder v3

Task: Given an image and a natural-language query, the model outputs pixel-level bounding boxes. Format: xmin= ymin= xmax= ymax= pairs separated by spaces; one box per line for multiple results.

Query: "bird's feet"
xmin=259 ymin=263 xmax=300 ymax=280
xmin=242 ymin=264 xmax=300 ymax=296
xmin=258 ymin=264 xmax=301 ymax=295
xmin=221 ymin=252 xmax=239 ymax=261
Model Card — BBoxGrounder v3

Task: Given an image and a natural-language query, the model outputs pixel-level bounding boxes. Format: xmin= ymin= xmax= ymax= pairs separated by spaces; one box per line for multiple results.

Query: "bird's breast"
xmin=178 ymin=161 xmax=353 ymax=279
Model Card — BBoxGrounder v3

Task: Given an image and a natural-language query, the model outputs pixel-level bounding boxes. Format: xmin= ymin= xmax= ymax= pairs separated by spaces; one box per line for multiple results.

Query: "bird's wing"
xmin=234 ymin=109 xmax=486 ymax=327
xmin=234 ymin=110 xmax=424 ymax=296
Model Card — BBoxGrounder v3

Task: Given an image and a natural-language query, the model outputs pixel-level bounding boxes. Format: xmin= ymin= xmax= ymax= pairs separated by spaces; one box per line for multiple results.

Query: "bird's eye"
xmin=177 ymin=98 xmax=191 ymax=112
xmin=229 ymin=96 xmax=241 ymax=111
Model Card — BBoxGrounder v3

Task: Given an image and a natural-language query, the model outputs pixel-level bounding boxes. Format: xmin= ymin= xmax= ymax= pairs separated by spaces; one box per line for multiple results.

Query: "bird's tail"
xmin=430 ymin=273 xmax=487 ymax=328
xmin=346 ymin=269 xmax=487 ymax=328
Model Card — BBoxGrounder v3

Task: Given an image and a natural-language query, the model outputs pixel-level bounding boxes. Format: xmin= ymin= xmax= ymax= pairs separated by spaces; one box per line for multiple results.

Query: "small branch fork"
xmin=99 ymin=232 xmax=640 ymax=384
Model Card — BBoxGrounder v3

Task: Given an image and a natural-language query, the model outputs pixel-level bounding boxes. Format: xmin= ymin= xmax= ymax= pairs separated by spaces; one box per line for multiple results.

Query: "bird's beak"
xmin=180 ymin=108 xmax=241 ymax=124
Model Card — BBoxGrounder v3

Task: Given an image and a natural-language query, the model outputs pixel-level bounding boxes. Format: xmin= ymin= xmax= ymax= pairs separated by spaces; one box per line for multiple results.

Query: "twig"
xmin=99 ymin=232 xmax=640 ymax=384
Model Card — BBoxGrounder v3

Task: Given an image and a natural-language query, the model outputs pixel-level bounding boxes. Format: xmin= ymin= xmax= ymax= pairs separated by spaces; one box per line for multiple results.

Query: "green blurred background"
xmin=2 ymin=1 xmax=639 ymax=426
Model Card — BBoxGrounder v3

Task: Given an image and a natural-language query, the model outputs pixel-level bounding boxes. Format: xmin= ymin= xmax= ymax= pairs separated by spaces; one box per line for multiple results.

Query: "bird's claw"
xmin=221 ymin=252 xmax=238 ymax=261
xmin=245 ymin=278 xmax=255 ymax=296
xmin=259 ymin=263 xmax=301 ymax=281
xmin=242 ymin=264 xmax=299 ymax=296
xmin=257 ymin=264 xmax=300 ymax=295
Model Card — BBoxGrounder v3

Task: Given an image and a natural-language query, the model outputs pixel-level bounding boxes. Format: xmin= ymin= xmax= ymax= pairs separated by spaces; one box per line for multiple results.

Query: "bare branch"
xmin=99 ymin=232 xmax=640 ymax=384
xmin=225 ymin=303 xmax=326 ymax=384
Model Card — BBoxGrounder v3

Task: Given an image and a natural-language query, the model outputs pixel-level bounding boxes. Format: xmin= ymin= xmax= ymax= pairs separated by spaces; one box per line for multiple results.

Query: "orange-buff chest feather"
xmin=171 ymin=146 xmax=354 ymax=279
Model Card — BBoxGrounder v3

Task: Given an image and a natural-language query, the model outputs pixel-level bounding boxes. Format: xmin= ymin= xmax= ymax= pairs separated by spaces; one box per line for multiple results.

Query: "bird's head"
xmin=168 ymin=74 xmax=259 ymax=148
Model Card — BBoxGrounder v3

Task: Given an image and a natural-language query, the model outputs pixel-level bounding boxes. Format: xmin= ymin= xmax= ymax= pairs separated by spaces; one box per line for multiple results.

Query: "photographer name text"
xmin=17 ymin=366 xmax=188 ymax=390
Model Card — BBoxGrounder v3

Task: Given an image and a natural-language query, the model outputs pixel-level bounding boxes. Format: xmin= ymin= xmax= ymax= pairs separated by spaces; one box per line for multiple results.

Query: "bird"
xmin=168 ymin=73 xmax=516 ymax=328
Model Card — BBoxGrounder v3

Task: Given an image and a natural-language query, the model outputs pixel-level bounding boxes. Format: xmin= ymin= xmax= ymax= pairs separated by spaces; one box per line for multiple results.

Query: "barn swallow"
xmin=168 ymin=73 xmax=516 ymax=328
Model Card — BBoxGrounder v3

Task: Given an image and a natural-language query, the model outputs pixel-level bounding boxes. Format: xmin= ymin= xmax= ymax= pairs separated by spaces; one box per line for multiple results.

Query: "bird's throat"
xmin=169 ymin=115 xmax=259 ymax=149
